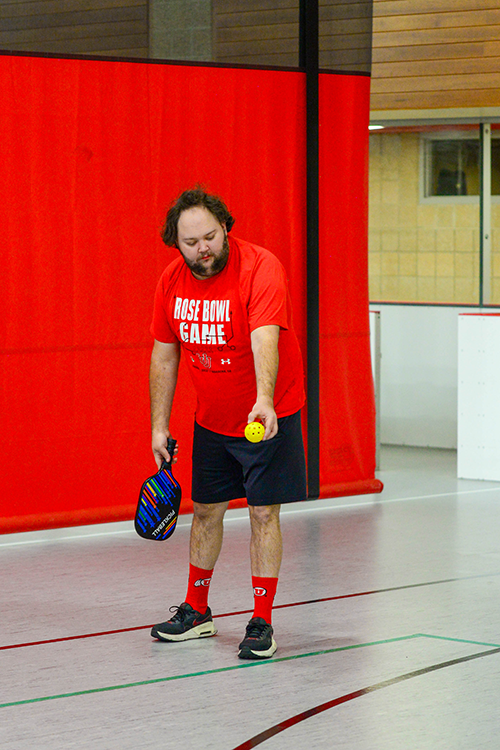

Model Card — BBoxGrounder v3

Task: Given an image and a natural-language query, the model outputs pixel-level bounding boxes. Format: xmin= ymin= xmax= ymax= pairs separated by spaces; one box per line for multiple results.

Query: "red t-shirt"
xmin=151 ymin=235 xmax=305 ymax=436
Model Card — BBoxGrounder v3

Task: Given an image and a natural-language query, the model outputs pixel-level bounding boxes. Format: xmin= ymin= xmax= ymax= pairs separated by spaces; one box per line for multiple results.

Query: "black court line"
xmin=2 ymin=572 xmax=499 ymax=652
xmin=231 ymin=646 xmax=500 ymax=749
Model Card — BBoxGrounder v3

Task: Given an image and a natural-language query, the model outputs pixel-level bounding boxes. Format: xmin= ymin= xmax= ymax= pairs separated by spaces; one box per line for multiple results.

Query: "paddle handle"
xmin=166 ymin=437 xmax=177 ymax=463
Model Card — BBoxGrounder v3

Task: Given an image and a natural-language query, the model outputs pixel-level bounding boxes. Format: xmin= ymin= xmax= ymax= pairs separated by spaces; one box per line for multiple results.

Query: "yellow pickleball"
xmin=245 ymin=421 xmax=265 ymax=443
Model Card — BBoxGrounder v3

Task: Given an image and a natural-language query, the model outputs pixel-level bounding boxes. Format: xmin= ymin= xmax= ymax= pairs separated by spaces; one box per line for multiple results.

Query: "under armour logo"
xmin=221 ymin=358 xmax=231 ymax=365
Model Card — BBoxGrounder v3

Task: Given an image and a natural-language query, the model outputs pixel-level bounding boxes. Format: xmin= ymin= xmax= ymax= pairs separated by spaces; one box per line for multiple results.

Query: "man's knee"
xmin=193 ymin=501 xmax=228 ymax=524
xmin=248 ymin=504 xmax=281 ymax=529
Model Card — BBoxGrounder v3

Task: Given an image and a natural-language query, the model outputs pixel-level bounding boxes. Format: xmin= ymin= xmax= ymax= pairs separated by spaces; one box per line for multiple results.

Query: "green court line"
xmin=419 ymin=633 xmax=500 ymax=649
xmin=0 ymin=634 xmax=420 ymax=710
xmin=4 ymin=632 xmax=498 ymax=710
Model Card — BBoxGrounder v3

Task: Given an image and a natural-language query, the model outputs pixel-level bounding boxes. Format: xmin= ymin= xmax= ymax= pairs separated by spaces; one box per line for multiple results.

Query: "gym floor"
xmin=2 ymin=445 xmax=500 ymax=749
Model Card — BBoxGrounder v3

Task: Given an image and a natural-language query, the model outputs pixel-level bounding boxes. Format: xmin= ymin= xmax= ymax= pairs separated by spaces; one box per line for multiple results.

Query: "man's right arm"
xmin=150 ymin=339 xmax=181 ymax=468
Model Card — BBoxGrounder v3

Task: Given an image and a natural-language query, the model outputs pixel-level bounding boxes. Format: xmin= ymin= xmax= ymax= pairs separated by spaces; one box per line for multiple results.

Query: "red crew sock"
xmin=184 ymin=564 xmax=214 ymax=614
xmin=252 ymin=576 xmax=278 ymax=625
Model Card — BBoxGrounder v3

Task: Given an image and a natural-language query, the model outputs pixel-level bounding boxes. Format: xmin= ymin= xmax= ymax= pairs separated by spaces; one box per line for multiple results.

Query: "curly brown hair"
xmin=161 ymin=186 xmax=235 ymax=247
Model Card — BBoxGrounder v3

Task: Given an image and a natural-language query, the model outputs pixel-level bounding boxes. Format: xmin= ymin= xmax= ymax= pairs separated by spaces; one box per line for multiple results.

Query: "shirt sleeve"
xmin=247 ymin=252 xmax=290 ymax=333
xmin=150 ymin=272 xmax=178 ymax=343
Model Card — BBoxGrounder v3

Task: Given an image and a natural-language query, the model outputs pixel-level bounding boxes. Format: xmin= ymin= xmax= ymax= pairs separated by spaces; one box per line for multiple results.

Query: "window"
xmin=422 ymin=132 xmax=500 ymax=200
xmin=425 ymin=138 xmax=479 ymax=196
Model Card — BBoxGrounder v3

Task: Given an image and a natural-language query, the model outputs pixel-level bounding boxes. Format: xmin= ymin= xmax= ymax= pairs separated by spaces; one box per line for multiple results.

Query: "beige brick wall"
xmin=369 ymin=132 xmax=500 ymax=305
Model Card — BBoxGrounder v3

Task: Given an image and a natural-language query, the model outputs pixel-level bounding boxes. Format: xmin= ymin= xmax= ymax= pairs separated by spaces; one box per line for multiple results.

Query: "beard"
xmin=180 ymin=233 xmax=230 ymax=279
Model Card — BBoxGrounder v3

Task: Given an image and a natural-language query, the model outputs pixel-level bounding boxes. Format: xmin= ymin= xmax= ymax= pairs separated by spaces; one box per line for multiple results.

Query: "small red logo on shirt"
xmin=197 ymin=353 xmax=212 ymax=369
xmin=253 ymin=587 xmax=267 ymax=597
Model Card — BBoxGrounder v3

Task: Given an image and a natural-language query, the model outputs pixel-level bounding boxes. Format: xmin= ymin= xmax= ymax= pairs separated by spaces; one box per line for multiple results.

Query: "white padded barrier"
xmin=458 ymin=313 xmax=500 ymax=481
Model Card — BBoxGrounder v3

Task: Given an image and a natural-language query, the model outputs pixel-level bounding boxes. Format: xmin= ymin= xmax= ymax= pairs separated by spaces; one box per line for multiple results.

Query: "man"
xmin=149 ymin=187 xmax=306 ymax=659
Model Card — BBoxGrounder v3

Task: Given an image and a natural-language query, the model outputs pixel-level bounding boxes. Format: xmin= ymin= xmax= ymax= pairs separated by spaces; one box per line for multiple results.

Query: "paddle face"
xmin=135 ymin=439 xmax=181 ymax=541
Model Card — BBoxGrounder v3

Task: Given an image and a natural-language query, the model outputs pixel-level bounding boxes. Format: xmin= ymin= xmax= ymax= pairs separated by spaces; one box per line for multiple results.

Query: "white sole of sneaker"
xmin=238 ymin=637 xmax=277 ymax=660
xmin=153 ymin=622 xmax=217 ymax=642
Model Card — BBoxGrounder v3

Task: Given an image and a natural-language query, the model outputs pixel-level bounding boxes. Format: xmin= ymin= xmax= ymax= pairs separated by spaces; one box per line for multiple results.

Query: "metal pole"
xmin=480 ymin=123 xmax=491 ymax=306
xmin=300 ymin=0 xmax=320 ymax=499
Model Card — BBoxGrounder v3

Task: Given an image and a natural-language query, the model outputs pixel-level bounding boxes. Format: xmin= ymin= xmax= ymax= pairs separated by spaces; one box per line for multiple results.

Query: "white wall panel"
xmin=458 ymin=314 xmax=500 ymax=480
xmin=369 ymin=304 xmax=474 ymax=449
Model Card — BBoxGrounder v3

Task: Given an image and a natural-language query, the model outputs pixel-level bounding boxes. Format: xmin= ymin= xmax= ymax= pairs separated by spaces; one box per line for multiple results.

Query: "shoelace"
xmin=245 ymin=621 xmax=268 ymax=639
xmin=168 ymin=605 xmax=187 ymax=622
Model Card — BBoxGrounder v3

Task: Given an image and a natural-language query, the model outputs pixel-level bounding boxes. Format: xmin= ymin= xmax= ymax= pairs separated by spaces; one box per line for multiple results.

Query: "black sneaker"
xmin=151 ymin=603 xmax=217 ymax=642
xmin=238 ymin=616 xmax=277 ymax=660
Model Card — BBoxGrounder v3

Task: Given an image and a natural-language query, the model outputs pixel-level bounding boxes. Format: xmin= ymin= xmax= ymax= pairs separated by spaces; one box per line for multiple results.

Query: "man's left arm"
xmin=249 ymin=324 xmax=280 ymax=441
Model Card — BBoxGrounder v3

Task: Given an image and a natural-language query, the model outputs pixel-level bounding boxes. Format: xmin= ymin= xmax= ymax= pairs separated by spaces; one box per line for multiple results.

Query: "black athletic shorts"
xmin=191 ymin=410 xmax=307 ymax=506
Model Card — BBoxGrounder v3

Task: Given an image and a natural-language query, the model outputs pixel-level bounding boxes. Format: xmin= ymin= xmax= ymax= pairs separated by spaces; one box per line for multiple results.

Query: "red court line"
xmin=0 ymin=611 xmax=252 ymax=651
xmin=231 ymin=646 xmax=500 ymax=749
xmin=1 ymin=573 xmax=498 ymax=652
xmin=0 ymin=626 xmax=154 ymax=651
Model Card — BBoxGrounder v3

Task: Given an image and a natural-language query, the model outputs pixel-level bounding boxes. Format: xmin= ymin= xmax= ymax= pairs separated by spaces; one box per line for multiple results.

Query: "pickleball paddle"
xmin=135 ymin=438 xmax=181 ymax=541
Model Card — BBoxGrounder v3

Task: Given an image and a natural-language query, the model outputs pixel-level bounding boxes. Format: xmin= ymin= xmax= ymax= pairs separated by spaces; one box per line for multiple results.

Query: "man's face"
xmin=176 ymin=207 xmax=229 ymax=279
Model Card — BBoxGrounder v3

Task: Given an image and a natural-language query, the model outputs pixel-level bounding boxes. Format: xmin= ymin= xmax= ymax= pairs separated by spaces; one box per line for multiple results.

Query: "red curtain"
xmin=0 ymin=54 xmax=379 ymax=534
xmin=319 ymin=73 xmax=382 ymax=497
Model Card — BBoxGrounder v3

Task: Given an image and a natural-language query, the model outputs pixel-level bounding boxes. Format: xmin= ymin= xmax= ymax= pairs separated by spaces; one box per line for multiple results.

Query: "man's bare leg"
xmin=248 ymin=504 xmax=282 ymax=577
xmin=190 ymin=500 xmax=229 ymax=569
